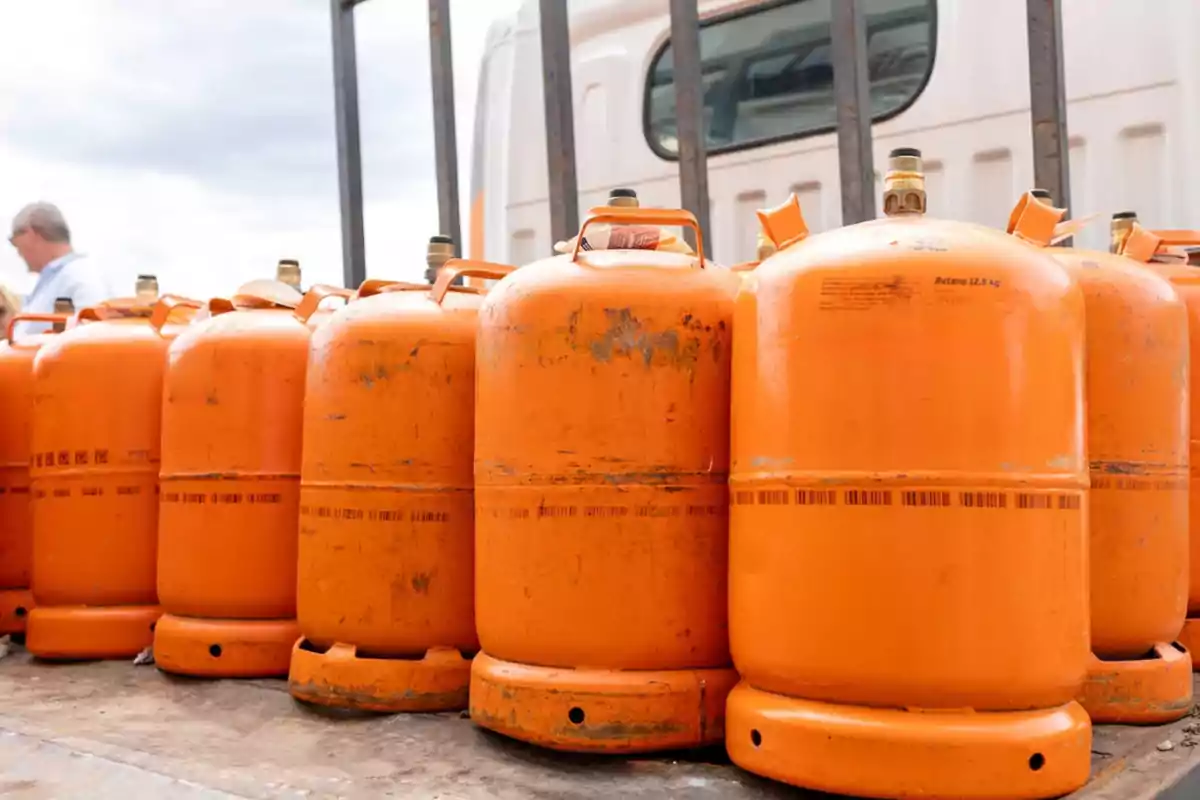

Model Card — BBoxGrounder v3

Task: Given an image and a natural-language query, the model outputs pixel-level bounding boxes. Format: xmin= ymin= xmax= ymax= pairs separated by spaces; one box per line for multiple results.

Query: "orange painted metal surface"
xmin=290 ymin=260 xmax=512 ymax=712
xmin=1121 ymin=225 xmax=1200 ymax=675
xmin=1180 ymin=620 xmax=1200 ymax=665
xmin=153 ymin=614 xmax=301 ymax=677
xmin=471 ymin=652 xmax=738 ymax=752
xmin=1078 ymin=643 xmax=1193 ymax=725
xmin=0 ymin=314 xmax=69 ymax=634
xmin=1018 ymin=204 xmax=1192 ymax=723
xmin=470 ymin=207 xmax=735 ymax=753
xmin=727 ymin=683 xmax=1091 ymax=800
xmin=726 ymin=180 xmax=1092 ymax=797
xmin=26 ymin=298 xmax=196 ymax=660
xmin=154 ymin=285 xmax=349 ymax=678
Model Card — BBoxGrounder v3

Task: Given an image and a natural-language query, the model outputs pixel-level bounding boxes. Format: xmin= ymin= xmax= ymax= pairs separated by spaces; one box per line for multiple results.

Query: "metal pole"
xmin=1026 ymin=0 xmax=1072 ymax=218
xmin=330 ymin=0 xmax=367 ymax=288
xmin=538 ymin=0 xmax=579 ymax=245
xmin=668 ymin=0 xmax=712 ymax=257
xmin=830 ymin=0 xmax=877 ymax=224
xmin=428 ymin=0 xmax=462 ymax=256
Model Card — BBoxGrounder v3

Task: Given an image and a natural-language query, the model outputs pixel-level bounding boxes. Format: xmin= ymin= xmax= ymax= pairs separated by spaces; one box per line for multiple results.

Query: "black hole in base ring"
xmin=1173 ymin=641 xmax=1188 ymax=654
xmin=13 ymin=607 xmax=26 ymax=618
xmin=209 ymin=644 xmax=223 ymax=658
xmin=1097 ymin=647 xmax=1159 ymax=663
xmin=298 ymin=638 xmax=328 ymax=655
xmin=568 ymin=707 xmax=585 ymax=725
xmin=149 ymin=621 xmax=156 ymax=632
xmin=1029 ymin=753 xmax=1045 ymax=771
xmin=751 ymin=729 xmax=762 ymax=747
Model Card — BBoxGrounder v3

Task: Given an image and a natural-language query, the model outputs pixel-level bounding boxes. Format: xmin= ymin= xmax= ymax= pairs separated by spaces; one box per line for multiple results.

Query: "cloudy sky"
xmin=0 ymin=0 xmax=521 ymax=300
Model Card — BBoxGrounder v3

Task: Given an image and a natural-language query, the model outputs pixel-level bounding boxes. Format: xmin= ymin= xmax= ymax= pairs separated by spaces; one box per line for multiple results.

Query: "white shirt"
xmin=14 ymin=252 xmax=112 ymax=338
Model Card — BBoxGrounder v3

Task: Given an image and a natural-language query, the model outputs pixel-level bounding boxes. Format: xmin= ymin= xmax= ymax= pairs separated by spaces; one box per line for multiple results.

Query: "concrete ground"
xmin=0 ymin=648 xmax=1197 ymax=799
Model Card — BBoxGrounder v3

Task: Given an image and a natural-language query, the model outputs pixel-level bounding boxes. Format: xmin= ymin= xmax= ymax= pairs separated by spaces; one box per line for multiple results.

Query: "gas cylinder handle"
xmin=208 ymin=295 xmax=283 ymax=314
xmin=430 ymin=259 xmax=515 ymax=305
xmin=1150 ymin=230 xmax=1200 ymax=247
xmin=77 ymin=307 xmax=125 ymax=324
xmin=1120 ymin=224 xmax=1166 ymax=263
xmin=755 ymin=194 xmax=808 ymax=251
xmin=294 ymin=284 xmax=355 ymax=323
xmin=76 ymin=303 xmax=156 ymax=324
xmin=1017 ymin=189 xmax=1100 ymax=245
xmin=208 ymin=297 xmax=237 ymax=316
xmin=572 ymin=207 xmax=705 ymax=269
xmin=5 ymin=313 xmax=70 ymax=345
xmin=149 ymin=295 xmax=204 ymax=334
xmin=1006 ymin=192 xmax=1066 ymax=246
xmin=357 ymin=279 xmax=430 ymax=299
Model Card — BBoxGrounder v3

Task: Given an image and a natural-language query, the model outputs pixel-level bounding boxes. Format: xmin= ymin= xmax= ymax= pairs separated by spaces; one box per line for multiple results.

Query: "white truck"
xmin=467 ymin=0 xmax=1200 ymax=265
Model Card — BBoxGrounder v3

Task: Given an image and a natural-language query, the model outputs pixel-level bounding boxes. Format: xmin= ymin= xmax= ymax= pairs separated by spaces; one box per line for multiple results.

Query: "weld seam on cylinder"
xmin=729 ymin=470 xmax=1087 ymax=489
xmin=160 ymin=473 xmax=300 ymax=482
xmin=300 ymin=481 xmax=472 ymax=494
xmin=478 ymin=473 xmax=729 ymax=488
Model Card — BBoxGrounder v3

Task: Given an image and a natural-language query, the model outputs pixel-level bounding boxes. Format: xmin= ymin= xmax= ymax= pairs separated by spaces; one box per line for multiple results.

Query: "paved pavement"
xmin=0 ymin=648 xmax=1198 ymax=798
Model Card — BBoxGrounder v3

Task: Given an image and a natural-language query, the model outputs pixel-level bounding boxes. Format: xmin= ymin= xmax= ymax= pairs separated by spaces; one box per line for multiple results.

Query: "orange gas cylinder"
xmin=0 ymin=312 xmax=71 ymax=635
xmin=725 ymin=150 xmax=1092 ymax=799
xmin=1119 ymin=221 xmax=1200 ymax=670
xmin=153 ymin=283 xmax=351 ymax=678
xmin=1015 ymin=196 xmax=1193 ymax=724
xmin=26 ymin=293 xmax=197 ymax=660
xmin=470 ymin=207 xmax=736 ymax=754
xmin=289 ymin=253 xmax=513 ymax=712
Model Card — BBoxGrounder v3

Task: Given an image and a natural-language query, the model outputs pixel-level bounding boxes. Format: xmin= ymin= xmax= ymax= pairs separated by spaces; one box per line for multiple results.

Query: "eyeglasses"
xmin=8 ymin=227 xmax=27 ymax=245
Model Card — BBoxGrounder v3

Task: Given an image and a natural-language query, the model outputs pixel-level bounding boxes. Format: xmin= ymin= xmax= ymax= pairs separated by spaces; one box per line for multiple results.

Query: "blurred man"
xmin=8 ymin=202 xmax=110 ymax=336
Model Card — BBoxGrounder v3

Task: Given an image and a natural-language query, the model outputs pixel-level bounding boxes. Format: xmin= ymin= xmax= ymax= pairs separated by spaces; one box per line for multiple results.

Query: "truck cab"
xmin=469 ymin=0 xmax=1200 ymax=265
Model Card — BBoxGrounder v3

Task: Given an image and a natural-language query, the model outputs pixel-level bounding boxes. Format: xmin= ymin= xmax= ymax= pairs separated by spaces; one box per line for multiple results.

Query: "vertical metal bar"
xmin=428 ymin=0 xmax=462 ymax=256
xmin=1026 ymin=0 xmax=1072 ymax=219
xmin=830 ymin=0 xmax=877 ymax=224
xmin=538 ymin=0 xmax=579 ymax=246
xmin=668 ymin=0 xmax=712 ymax=258
xmin=330 ymin=0 xmax=367 ymax=288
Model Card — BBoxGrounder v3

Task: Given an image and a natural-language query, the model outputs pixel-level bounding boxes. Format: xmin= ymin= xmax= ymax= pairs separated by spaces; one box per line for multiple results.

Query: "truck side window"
xmin=644 ymin=0 xmax=936 ymax=157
